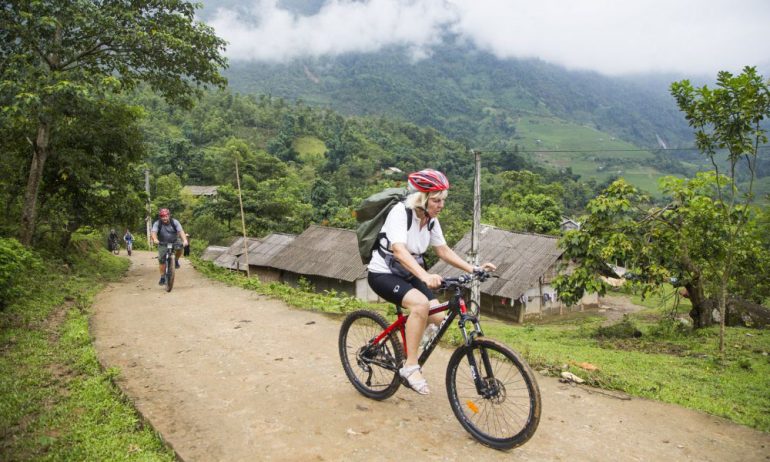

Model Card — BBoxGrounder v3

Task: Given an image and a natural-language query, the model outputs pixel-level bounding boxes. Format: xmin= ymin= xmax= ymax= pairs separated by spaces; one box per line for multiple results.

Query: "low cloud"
xmin=207 ymin=0 xmax=770 ymax=76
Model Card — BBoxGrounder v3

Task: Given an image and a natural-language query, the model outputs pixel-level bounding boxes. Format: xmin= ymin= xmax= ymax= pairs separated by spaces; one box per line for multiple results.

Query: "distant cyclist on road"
xmin=107 ymin=228 xmax=120 ymax=252
xmin=123 ymin=229 xmax=134 ymax=255
xmin=151 ymin=208 xmax=188 ymax=285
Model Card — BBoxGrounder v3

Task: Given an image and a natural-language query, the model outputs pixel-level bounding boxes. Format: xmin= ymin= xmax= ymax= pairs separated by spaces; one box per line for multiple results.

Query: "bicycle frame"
xmin=163 ymin=243 xmax=174 ymax=267
xmin=368 ymin=277 xmax=489 ymax=391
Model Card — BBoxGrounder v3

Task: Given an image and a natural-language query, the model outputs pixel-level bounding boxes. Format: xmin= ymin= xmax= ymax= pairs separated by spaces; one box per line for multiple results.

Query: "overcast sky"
xmin=206 ymin=0 xmax=770 ymax=76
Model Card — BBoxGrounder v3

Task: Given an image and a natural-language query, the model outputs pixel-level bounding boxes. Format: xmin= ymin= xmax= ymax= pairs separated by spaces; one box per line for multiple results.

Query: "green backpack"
xmin=355 ymin=188 xmax=434 ymax=265
xmin=355 ymin=188 xmax=408 ymax=264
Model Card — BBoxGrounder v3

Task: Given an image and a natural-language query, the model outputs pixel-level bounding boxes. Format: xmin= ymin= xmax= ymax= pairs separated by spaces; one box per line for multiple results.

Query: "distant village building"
xmin=429 ymin=225 xmax=598 ymax=322
xmin=266 ymin=225 xmax=377 ymax=301
xmin=182 ymin=185 xmax=218 ymax=197
xmin=235 ymin=233 xmax=296 ymax=282
xmin=560 ymin=217 xmax=581 ymax=232
xmin=211 ymin=236 xmax=260 ymax=271
xmin=200 ymin=245 xmax=228 ymax=262
xmin=202 ymin=224 xmax=598 ymax=321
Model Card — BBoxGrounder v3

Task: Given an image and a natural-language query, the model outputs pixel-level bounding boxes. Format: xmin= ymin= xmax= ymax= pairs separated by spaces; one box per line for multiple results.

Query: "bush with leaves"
xmin=0 ymin=238 xmax=43 ymax=310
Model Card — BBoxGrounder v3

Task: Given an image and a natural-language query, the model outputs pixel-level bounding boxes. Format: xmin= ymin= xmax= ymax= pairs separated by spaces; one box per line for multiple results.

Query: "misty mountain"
xmin=221 ymin=43 xmax=693 ymax=151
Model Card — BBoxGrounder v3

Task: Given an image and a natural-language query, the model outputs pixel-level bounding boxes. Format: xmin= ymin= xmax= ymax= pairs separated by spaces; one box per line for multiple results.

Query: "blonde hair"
xmin=405 ymin=190 xmax=448 ymax=211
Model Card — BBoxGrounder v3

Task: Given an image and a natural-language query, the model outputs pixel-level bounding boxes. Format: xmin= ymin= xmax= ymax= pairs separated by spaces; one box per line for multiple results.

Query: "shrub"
xmin=0 ymin=237 xmax=42 ymax=309
xmin=595 ymin=315 xmax=643 ymax=339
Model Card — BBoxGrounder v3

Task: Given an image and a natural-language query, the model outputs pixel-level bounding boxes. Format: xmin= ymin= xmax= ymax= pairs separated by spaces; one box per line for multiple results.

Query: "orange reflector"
xmin=466 ymin=400 xmax=479 ymax=414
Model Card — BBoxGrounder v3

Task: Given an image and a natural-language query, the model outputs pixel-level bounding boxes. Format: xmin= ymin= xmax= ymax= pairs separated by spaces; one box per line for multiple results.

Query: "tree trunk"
xmin=718 ymin=282 xmax=727 ymax=353
xmin=685 ymin=280 xmax=713 ymax=328
xmin=20 ymin=120 xmax=51 ymax=245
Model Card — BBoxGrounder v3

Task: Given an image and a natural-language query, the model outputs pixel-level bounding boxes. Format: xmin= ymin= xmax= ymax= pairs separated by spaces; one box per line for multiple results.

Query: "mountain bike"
xmin=338 ymin=271 xmax=541 ymax=450
xmin=160 ymin=243 xmax=175 ymax=292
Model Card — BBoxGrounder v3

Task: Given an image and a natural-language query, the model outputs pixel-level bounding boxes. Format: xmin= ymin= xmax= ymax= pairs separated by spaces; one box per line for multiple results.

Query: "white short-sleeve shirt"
xmin=367 ymin=202 xmax=446 ymax=274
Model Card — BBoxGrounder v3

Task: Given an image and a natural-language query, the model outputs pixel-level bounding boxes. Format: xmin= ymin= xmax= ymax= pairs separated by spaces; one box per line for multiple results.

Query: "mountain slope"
xmin=223 ymin=44 xmax=693 ymax=153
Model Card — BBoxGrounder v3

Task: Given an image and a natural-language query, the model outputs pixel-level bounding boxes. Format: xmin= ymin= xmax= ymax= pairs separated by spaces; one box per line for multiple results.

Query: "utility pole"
xmin=470 ymin=149 xmax=481 ymax=311
xmin=234 ymin=156 xmax=250 ymax=277
xmin=145 ymin=168 xmax=151 ymax=248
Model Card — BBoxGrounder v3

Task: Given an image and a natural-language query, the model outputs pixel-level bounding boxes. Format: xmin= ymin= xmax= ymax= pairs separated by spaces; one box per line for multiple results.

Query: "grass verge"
xmin=0 ymin=234 xmax=175 ymax=461
xmin=193 ymin=257 xmax=770 ymax=433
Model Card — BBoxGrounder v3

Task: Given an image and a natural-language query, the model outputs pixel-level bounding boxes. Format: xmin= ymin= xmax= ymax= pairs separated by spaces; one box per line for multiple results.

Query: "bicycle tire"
xmin=338 ymin=310 xmax=404 ymax=400
xmin=446 ymin=338 xmax=541 ymax=450
xmin=165 ymin=254 xmax=175 ymax=292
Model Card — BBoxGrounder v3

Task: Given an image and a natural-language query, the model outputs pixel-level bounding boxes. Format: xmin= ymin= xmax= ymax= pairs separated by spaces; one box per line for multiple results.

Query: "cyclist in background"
xmin=107 ymin=228 xmax=120 ymax=252
xmin=123 ymin=229 xmax=134 ymax=255
xmin=151 ymin=208 xmax=188 ymax=285
xmin=366 ymin=169 xmax=496 ymax=395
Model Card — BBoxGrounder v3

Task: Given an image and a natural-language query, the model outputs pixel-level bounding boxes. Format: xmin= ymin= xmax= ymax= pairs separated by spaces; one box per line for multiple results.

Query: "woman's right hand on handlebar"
xmin=421 ymin=273 xmax=443 ymax=289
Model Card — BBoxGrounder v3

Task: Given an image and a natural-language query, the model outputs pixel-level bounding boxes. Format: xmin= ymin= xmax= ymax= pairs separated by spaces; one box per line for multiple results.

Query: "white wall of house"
xmin=356 ymin=278 xmax=381 ymax=302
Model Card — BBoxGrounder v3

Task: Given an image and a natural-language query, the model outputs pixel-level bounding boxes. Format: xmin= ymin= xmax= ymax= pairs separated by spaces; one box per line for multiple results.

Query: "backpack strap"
xmin=376 ymin=206 xmax=433 ymax=260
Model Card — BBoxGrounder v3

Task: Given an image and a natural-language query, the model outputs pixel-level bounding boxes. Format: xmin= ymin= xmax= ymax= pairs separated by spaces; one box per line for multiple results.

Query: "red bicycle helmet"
xmin=407 ymin=169 xmax=449 ymax=192
xmin=159 ymin=208 xmax=170 ymax=218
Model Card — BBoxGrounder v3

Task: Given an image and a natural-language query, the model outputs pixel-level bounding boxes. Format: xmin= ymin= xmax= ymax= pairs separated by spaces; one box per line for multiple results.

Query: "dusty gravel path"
xmin=91 ymin=251 xmax=769 ymax=461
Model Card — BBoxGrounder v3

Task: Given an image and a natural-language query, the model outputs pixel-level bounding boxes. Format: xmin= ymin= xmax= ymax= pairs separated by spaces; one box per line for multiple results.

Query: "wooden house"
xmin=234 ymin=233 xmax=296 ymax=282
xmin=266 ymin=225 xmax=378 ymax=301
xmin=429 ymin=225 xmax=598 ymax=322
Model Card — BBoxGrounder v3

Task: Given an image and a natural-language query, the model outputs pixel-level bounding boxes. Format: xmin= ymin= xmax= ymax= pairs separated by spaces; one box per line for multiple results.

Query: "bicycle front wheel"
xmin=446 ymin=338 xmax=541 ymax=450
xmin=165 ymin=255 xmax=175 ymax=292
xmin=338 ymin=310 xmax=404 ymax=400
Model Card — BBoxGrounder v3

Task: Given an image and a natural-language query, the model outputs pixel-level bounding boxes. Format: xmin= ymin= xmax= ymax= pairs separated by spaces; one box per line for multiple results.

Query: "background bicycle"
xmin=338 ymin=271 xmax=541 ymax=450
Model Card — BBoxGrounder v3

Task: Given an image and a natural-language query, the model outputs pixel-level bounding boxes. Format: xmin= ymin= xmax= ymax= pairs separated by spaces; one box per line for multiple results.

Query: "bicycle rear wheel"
xmin=338 ymin=310 xmax=404 ymax=400
xmin=165 ymin=254 xmax=175 ymax=292
xmin=446 ymin=338 xmax=541 ymax=450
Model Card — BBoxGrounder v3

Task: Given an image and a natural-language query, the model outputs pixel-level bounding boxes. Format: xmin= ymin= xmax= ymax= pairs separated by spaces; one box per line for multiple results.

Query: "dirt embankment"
xmin=91 ymin=252 xmax=769 ymax=461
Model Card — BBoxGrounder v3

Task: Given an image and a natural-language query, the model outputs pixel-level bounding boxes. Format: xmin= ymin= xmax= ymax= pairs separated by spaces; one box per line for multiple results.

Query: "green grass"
xmin=293 ymin=136 xmax=326 ymax=160
xmin=193 ymin=257 xmax=770 ymax=433
xmin=513 ymin=116 xmax=667 ymax=194
xmin=0 ymin=233 xmax=175 ymax=461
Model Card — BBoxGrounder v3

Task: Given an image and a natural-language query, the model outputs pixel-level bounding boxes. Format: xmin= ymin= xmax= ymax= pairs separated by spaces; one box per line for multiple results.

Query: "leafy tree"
xmin=485 ymin=193 xmax=562 ymax=234
xmin=670 ymin=66 xmax=770 ymax=349
xmin=556 ymin=67 xmax=770 ymax=350
xmin=154 ymin=173 xmax=184 ymax=216
xmin=1 ymin=0 xmax=226 ymax=244
xmin=37 ymin=98 xmax=147 ymax=249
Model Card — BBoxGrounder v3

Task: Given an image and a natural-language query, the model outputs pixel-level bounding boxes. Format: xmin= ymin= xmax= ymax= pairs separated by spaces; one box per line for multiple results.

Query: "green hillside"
xmin=222 ymin=45 xmax=699 ymax=191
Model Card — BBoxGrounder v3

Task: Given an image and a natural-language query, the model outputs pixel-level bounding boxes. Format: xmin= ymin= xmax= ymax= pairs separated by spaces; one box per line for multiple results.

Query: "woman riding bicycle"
xmin=367 ymin=169 xmax=496 ymax=395
xmin=151 ymin=208 xmax=188 ymax=286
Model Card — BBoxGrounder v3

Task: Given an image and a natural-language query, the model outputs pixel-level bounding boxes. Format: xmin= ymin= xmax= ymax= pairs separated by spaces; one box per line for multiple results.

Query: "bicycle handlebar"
xmin=439 ymin=270 xmax=493 ymax=289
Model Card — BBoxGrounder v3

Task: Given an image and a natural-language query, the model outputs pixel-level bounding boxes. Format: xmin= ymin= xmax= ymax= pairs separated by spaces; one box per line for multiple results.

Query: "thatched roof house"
xmin=429 ymin=225 xmax=597 ymax=321
xmin=268 ymin=225 xmax=378 ymax=301
xmin=212 ymin=236 xmax=260 ymax=270
xmin=200 ymin=245 xmax=228 ymax=262
xmin=236 ymin=233 xmax=296 ymax=282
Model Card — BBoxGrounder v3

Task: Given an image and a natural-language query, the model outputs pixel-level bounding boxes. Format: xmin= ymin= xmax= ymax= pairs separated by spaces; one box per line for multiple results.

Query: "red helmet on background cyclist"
xmin=407 ymin=169 xmax=449 ymax=192
xmin=159 ymin=208 xmax=170 ymax=218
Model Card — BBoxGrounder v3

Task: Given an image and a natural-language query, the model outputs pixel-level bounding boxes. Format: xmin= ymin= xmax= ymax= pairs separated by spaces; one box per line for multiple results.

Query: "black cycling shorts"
xmin=368 ymin=272 xmax=435 ymax=306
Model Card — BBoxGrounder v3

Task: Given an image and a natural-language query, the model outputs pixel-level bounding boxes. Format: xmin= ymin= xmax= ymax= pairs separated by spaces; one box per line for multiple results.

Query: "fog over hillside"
xmin=199 ymin=0 xmax=770 ymax=77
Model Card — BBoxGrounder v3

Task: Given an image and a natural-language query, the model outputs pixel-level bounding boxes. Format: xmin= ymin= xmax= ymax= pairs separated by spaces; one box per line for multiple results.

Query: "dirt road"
xmin=91 ymin=252 xmax=769 ymax=461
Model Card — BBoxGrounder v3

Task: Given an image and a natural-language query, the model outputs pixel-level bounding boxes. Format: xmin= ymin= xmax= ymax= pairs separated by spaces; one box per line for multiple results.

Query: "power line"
xmin=472 ymin=146 xmax=770 ymax=154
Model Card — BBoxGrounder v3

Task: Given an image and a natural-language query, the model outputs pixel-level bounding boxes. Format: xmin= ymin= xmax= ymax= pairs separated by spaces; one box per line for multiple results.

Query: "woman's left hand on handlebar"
xmin=422 ymin=273 xmax=443 ymax=289
xmin=480 ymin=262 xmax=496 ymax=272
xmin=472 ymin=262 xmax=497 ymax=273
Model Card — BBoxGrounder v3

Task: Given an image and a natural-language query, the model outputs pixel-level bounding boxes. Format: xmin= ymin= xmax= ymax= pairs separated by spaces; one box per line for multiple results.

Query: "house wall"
xmin=249 ymin=266 xmax=281 ymax=283
xmin=356 ymin=278 xmax=381 ymax=302
xmin=282 ymin=272 xmax=357 ymax=298
xmin=479 ymin=283 xmax=600 ymax=324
